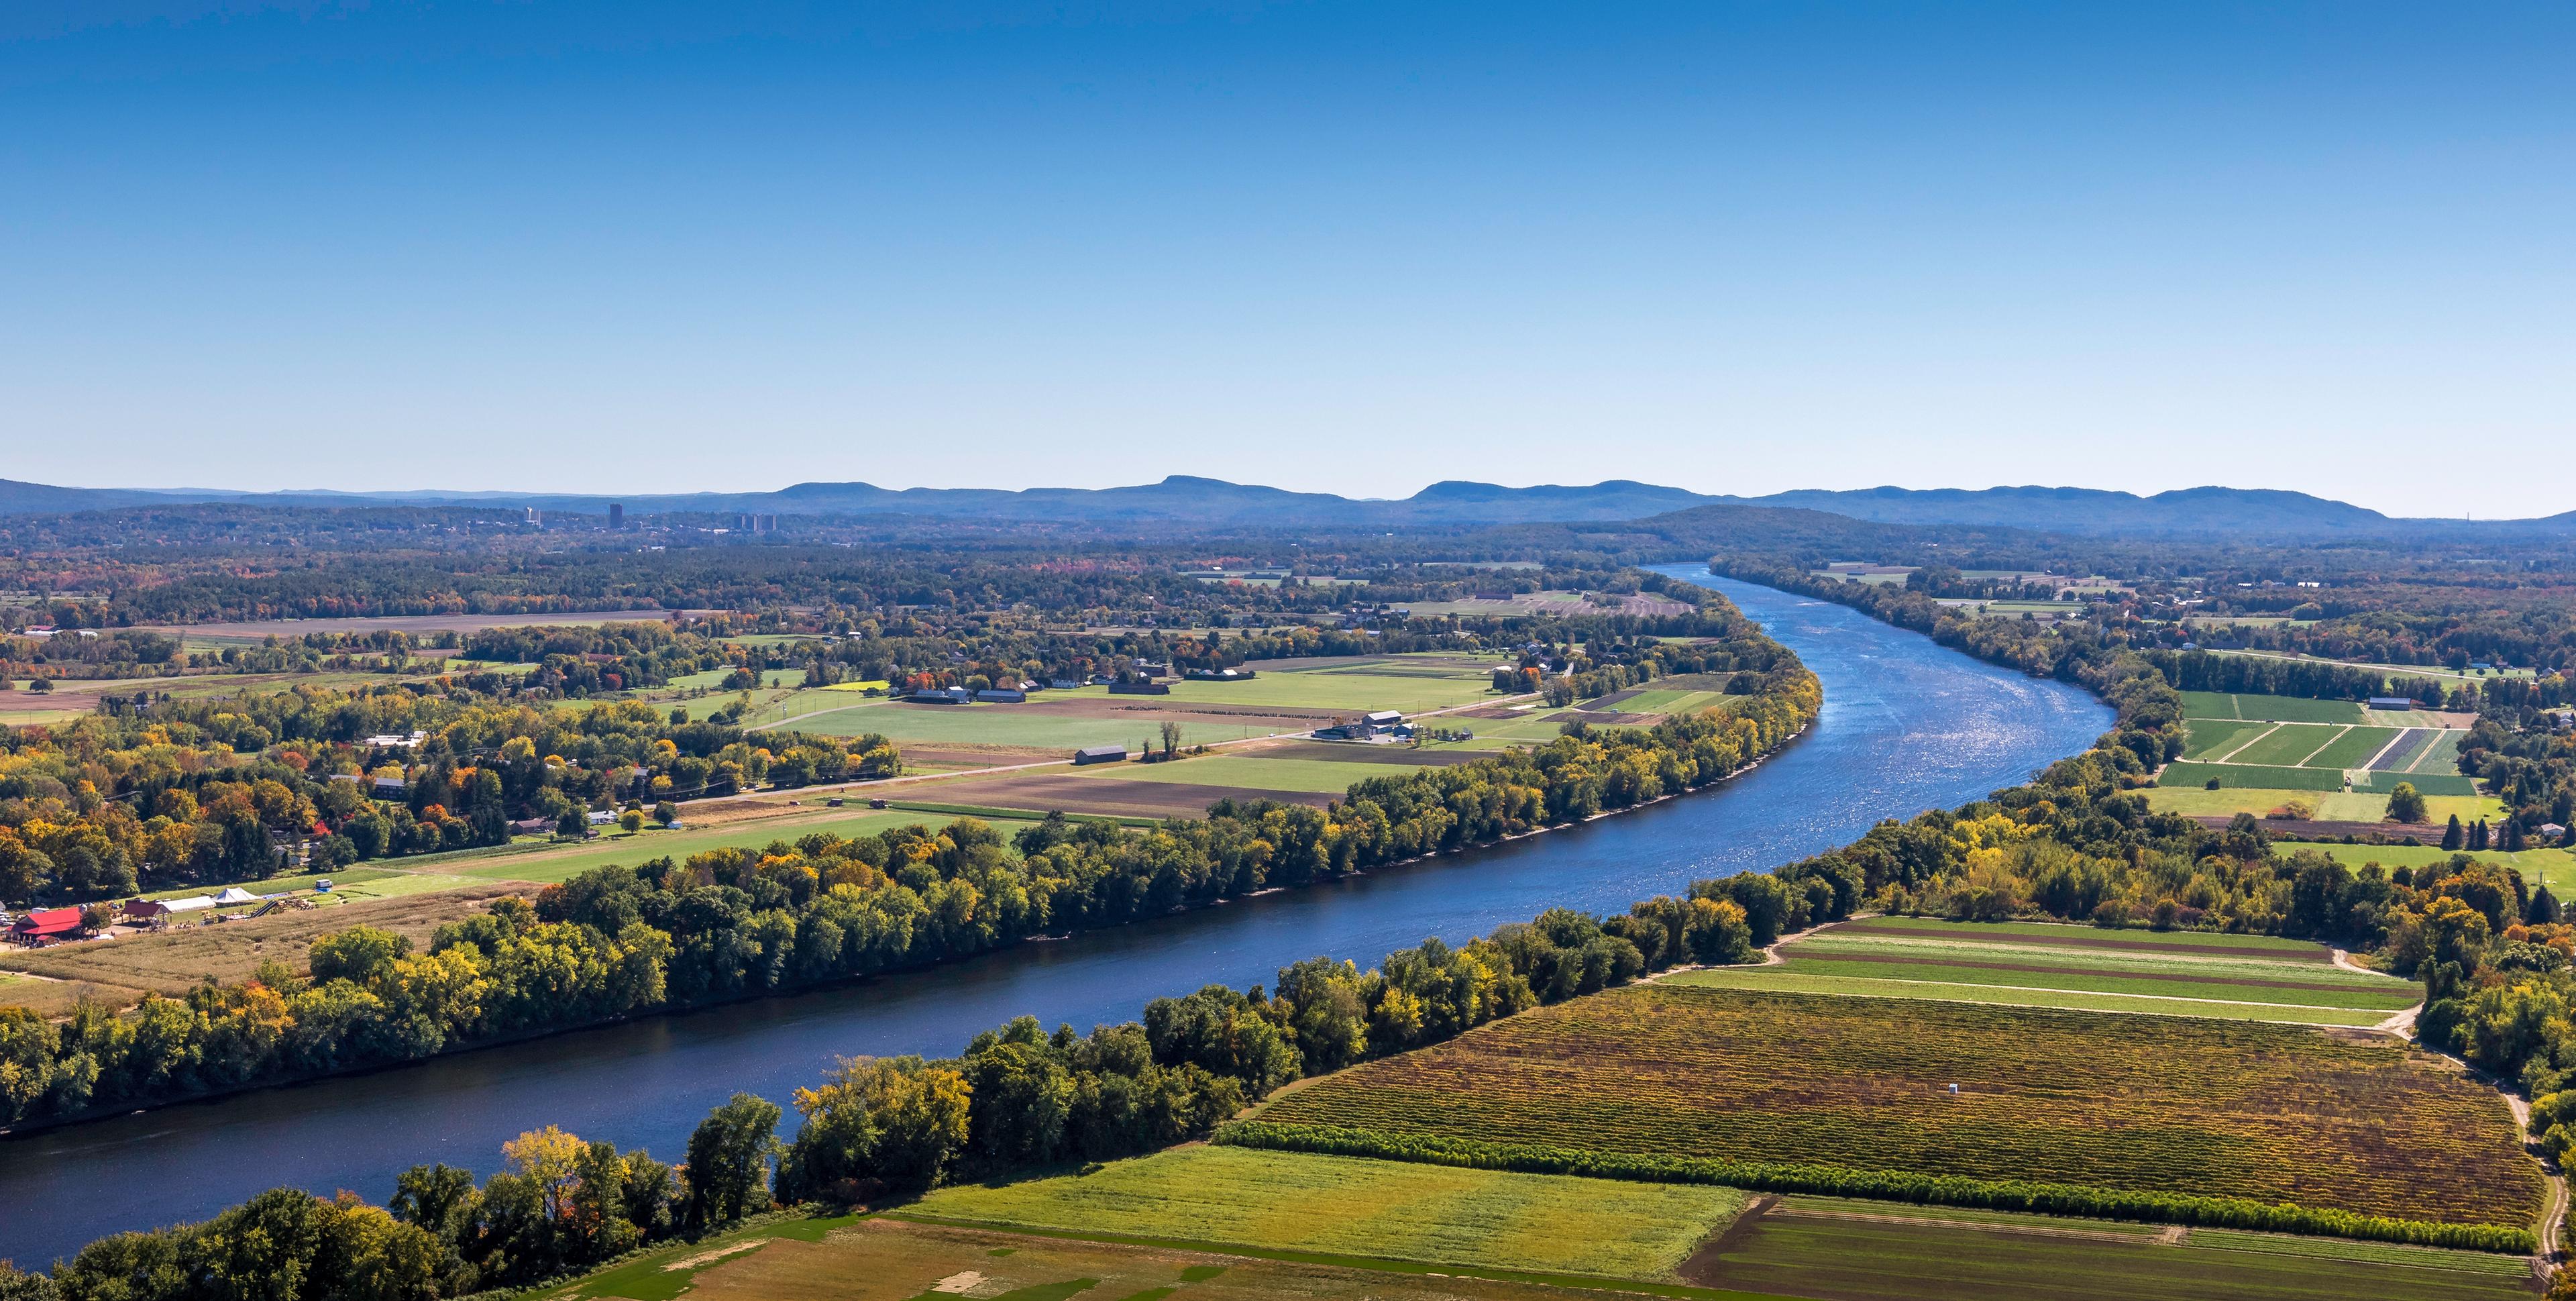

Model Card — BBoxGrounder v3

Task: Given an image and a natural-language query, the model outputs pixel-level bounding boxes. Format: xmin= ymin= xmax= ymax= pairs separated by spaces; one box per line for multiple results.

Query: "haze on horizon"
xmin=3 ymin=1 xmax=2568 ymax=517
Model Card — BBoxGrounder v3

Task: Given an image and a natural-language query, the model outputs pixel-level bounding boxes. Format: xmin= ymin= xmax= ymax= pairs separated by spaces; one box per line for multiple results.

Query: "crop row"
xmin=1249 ymin=986 xmax=2542 ymax=1227
xmin=1215 ymin=1121 xmax=2538 ymax=1255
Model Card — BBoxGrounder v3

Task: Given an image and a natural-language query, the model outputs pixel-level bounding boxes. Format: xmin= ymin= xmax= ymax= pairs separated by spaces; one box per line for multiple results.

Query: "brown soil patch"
xmin=1676 ymin=1194 xmax=1777 ymax=1285
xmin=0 ymin=884 xmax=524 ymax=996
xmin=894 ymin=743 xmax=1063 ymax=769
xmin=920 ymin=773 xmax=1333 ymax=819
xmin=1822 ymin=921 xmax=2333 ymax=964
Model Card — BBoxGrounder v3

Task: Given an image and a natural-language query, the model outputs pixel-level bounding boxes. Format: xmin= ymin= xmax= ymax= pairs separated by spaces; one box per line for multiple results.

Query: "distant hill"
xmin=0 ymin=475 xmax=2565 ymax=537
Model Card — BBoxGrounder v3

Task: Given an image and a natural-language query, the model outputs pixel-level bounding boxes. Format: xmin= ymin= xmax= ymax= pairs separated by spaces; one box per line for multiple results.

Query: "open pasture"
xmin=1670 ymin=917 xmax=2416 ymax=1025
xmin=1689 ymin=1195 xmax=2536 ymax=1301
xmin=902 ymin=771 xmax=1334 ymax=819
xmin=1248 ymin=984 xmax=2542 ymax=1232
xmin=1078 ymin=752 xmax=1453 ymax=794
xmin=2296 ymin=843 xmax=2576 ymax=891
xmin=908 ymin=1145 xmax=1750 ymax=1285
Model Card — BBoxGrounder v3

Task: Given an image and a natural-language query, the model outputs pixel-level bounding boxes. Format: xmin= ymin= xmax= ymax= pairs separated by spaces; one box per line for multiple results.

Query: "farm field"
xmin=906 ymin=1145 xmax=1750 ymax=1284
xmin=1688 ymin=1194 xmax=2535 ymax=1301
xmin=1073 ymin=753 xmax=1446 ymax=794
xmin=2159 ymin=761 xmax=2345 ymax=792
xmin=2199 ymin=649 xmax=2537 ymax=686
xmin=1667 ymin=917 xmax=2418 ymax=1025
xmin=784 ymin=700 xmax=1303 ymax=751
xmin=132 ymin=609 xmax=671 ymax=642
xmin=438 ymin=806 xmax=1022 ymax=884
xmin=0 ymin=884 xmax=525 ymax=1008
xmin=2141 ymin=786 xmax=2502 ymax=823
xmin=2294 ymin=843 xmax=2576 ymax=891
xmin=541 ymin=1213 xmax=1625 ymax=1301
xmin=2181 ymin=692 xmax=2368 ymax=725
xmin=1246 ymin=984 xmax=2542 ymax=1232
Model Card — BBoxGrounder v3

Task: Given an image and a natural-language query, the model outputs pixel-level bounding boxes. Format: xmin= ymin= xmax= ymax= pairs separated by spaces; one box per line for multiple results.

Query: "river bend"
xmin=0 ymin=570 xmax=2109 ymax=1265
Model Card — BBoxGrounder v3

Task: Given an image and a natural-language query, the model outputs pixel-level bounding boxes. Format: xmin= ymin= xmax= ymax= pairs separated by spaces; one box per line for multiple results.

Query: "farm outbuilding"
xmin=1073 ymin=745 xmax=1128 ymax=766
xmin=7 ymin=907 xmax=86 ymax=945
xmin=2367 ymin=697 xmax=2416 ymax=711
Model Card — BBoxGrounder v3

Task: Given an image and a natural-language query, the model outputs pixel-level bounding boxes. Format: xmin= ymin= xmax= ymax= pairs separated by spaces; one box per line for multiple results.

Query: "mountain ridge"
xmin=3 ymin=476 xmax=2567 ymax=537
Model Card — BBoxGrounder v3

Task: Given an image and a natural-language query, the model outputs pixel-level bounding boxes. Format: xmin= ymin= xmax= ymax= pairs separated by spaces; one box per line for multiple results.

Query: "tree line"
xmin=0 ymin=666 xmax=1819 ymax=1127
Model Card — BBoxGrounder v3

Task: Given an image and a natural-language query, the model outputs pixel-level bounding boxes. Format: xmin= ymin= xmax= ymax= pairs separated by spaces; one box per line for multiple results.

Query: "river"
xmin=0 ymin=569 xmax=2109 ymax=1266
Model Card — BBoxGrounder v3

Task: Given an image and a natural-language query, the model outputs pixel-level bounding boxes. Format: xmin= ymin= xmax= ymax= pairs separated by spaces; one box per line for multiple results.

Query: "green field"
xmin=2306 ymin=727 xmax=2404 ymax=770
xmin=2182 ymin=719 xmax=2272 ymax=760
xmin=436 ymin=807 xmax=1027 ymax=884
xmin=2182 ymin=692 xmax=2369 ymax=725
xmin=1667 ymin=917 xmax=2417 ymax=1026
xmin=908 ymin=1145 xmax=1749 ymax=1284
xmin=2142 ymin=786 xmax=2503 ymax=823
xmin=2294 ymin=843 xmax=2576 ymax=891
xmin=788 ymin=702 xmax=1266 ymax=750
xmin=2159 ymin=762 xmax=2347 ymax=792
xmin=1246 ymin=984 xmax=2541 ymax=1233
xmin=1155 ymin=667 xmax=1499 ymax=713
xmin=1694 ymin=1196 xmax=2534 ymax=1301
xmin=2351 ymin=770 xmax=2481 ymax=797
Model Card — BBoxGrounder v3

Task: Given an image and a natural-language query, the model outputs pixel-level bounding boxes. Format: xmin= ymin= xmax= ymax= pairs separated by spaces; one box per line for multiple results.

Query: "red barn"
xmin=6 ymin=907 xmax=85 ymax=945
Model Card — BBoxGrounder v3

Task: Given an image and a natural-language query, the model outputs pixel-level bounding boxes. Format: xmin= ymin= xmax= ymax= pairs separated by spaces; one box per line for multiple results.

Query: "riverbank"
xmin=0 ymin=575 xmax=2110 ymax=1266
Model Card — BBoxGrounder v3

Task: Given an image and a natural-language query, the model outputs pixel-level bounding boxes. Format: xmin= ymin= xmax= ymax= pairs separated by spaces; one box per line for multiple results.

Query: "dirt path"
xmin=2331 ymin=948 xmax=2424 ymax=1037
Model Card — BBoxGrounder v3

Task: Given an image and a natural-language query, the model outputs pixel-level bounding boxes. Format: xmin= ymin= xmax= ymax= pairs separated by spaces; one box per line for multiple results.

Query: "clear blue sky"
xmin=3 ymin=2 xmax=2569 ymax=516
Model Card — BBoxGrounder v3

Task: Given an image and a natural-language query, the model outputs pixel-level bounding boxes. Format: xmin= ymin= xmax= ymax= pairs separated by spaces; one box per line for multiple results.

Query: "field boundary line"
xmin=2211 ymin=721 xmax=2282 ymax=764
xmin=2291 ymin=725 xmax=2352 ymax=768
xmin=1680 ymin=970 xmax=2410 ymax=1015
xmin=2360 ymin=728 xmax=2415 ymax=773
xmin=877 ymin=1212 xmax=1777 ymax=1301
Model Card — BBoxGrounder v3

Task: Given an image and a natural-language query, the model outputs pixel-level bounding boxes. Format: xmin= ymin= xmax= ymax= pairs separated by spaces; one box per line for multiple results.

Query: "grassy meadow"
xmin=906 ymin=1145 xmax=1749 ymax=1284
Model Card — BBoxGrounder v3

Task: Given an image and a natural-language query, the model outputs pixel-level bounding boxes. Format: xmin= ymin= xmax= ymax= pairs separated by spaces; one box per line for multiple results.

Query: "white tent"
xmin=212 ymin=887 xmax=260 ymax=905
xmin=162 ymin=896 xmax=216 ymax=913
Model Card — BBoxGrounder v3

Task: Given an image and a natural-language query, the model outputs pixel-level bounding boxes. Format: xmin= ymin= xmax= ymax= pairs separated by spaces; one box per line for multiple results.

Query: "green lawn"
xmin=906 ymin=1145 xmax=1750 ymax=1284
xmin=1693 ymin=1195 xmax=2531 ymax=1301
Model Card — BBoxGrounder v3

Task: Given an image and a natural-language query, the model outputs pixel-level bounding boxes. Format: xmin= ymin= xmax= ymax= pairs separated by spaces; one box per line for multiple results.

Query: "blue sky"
xmin=3 ymin=2 xmax=2569 ymax=516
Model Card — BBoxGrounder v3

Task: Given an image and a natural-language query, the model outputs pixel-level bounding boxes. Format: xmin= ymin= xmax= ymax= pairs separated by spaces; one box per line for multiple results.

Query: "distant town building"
xmin=523 ymin=507 xmax=541 ymax=525
xmin=609 ymin=503 xmax=625 ymax=529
